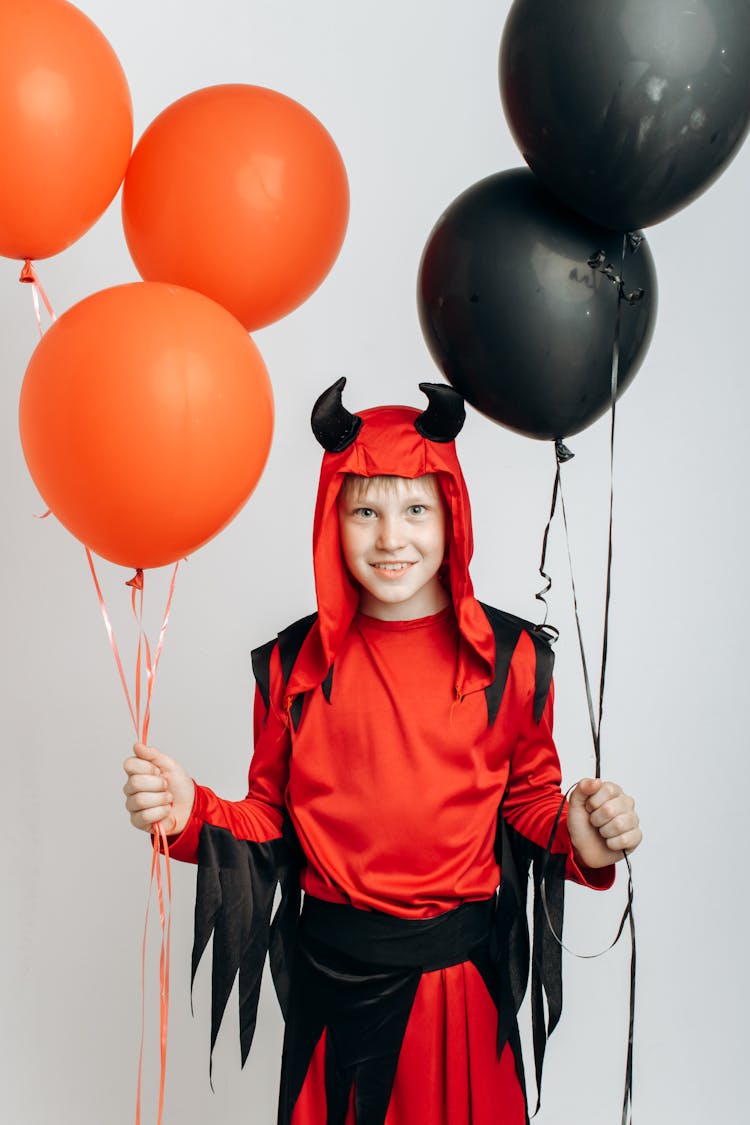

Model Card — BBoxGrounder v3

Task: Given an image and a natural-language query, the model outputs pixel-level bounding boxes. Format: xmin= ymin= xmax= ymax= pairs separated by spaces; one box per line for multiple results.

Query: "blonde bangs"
xmin=339 ymin=473 xmax=440 ymax=504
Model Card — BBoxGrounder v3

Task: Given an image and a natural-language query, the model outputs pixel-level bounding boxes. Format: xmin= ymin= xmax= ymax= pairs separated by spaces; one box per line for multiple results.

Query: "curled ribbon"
xmin=533 ymin=440 xmax=575 ymax=641
xmin=587 ymin=240 xmax=646 ymax=305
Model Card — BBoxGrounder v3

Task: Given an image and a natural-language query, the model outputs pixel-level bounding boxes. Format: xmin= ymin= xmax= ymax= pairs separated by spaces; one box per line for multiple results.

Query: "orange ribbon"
xmin=19 ymin=259 xmax=56 ymax=336
xmin=136 ymin=824 xmax=172 ymax=1125
xmin=84 ymin=549 xmax=179 ymax=1125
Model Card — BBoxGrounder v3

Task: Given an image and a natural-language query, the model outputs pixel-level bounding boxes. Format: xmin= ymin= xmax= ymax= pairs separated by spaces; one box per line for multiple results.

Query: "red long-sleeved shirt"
xmin=169 ymin=606 xmax=612 ymax=914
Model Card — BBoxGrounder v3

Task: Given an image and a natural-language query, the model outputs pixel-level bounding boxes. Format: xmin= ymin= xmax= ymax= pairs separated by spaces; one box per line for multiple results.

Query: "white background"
xmin=1 ymin=2 xmax=747 ymax=1123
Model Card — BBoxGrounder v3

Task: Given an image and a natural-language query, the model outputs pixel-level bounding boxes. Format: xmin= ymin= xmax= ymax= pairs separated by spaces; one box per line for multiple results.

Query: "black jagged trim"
xmin=470 ymin=947 xmax=531 ymax=1125
xmin=268 ymin=819 xmax=304 ymax=1019
xmin=250 ymin=637 xmax=276 ymax=714
xmin=479 ymin=602 xmax=555 ymax=727
xmin=321 ymin=663 xmax=334 ymax=703
xmin=530 ymin=846 xmax=565 ymax=1113
xmin=288 ymin=695 xmax=304 ymax=732
xmin=529 ymin=630 xmax=555 ymax=724
xmin=492 ymin=815 xmax=532 ymax=1039
xmin=278 ymin=612 xmax=319 ymax=731
xmin=493 ymin=813 xmax=566 ymax=1117
xmin=478 ymin=602 xmax=522 ymax=726
xmin=277 ymin=612 xmax=319 ymax=684
xmin=251 ymin=612 xmax=320 ymax=733
xmin=192 ymin=824 xmax=301 ymax=1073
xmin=279 ymin=931 xmax=423 ymax=1125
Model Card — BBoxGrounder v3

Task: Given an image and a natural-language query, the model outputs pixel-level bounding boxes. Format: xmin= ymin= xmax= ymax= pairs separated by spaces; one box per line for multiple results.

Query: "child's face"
xmin=337 ymin=474 xmax=449 ymax=620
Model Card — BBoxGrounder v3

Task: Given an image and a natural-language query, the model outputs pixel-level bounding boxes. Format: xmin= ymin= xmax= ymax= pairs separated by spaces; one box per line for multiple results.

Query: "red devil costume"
xmin=167 ymin=379 xmax=613 ymax=1124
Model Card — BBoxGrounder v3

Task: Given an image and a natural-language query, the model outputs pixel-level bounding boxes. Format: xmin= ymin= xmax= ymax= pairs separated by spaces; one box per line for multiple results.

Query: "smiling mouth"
xmin=371 ymin=562 xmax=415 ymax=574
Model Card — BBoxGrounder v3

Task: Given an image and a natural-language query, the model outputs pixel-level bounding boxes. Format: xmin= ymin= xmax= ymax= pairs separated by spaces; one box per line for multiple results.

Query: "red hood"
xmin=286 ymin=394 xmax=496 ymax=701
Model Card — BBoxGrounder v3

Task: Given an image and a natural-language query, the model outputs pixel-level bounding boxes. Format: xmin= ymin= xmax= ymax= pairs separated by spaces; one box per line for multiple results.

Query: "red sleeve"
xmin=501 ymin=639 xmax=614 ymax=891
xmin=167 ymin=644 xmax=291 ymax=863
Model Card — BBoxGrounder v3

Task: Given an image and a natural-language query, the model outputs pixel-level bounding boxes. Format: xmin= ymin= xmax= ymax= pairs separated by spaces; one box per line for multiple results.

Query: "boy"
xmin=123 ymin=379 xmax=641 ymax=1125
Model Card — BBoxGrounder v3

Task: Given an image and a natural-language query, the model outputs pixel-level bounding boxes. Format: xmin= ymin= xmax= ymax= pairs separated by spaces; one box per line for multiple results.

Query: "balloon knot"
xmin=126 ymin=568 xmax=145 ymax=590
xmin=588 ymin=250 xmax=644 ymax=304
xmin=623 ymin=287 xmax=644 ymax=305
xmin=555 ymin=439 xmax=575 ymax=463
xmin=587 ymin=249 xmax=606 ymax=270
xmin=19 ymin=260 xmax=37 ymax=284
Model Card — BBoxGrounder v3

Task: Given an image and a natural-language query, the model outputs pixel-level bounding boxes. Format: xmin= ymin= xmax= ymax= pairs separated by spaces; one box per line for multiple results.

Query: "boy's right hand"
xmin=122 ymin=742 xmax=195 ymax=836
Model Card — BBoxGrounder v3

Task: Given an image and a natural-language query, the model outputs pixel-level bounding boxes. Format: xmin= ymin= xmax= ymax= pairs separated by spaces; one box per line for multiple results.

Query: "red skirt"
xmin=292 ymin=959 xmax=526 ymax=1125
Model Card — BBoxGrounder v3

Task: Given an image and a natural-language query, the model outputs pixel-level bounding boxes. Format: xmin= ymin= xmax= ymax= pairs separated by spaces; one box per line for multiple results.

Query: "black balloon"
xmin=417 ymin=169 xmax=657 ymax=441
xmin=500 ymin=0 xmax=750 ymax=230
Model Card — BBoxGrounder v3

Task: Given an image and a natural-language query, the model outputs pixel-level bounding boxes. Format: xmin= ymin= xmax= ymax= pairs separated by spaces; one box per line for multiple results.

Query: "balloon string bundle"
xmin=136 ymin=820 xmax=172 ymax=1125
xmin=84 ymin=548 xmax=179 ymax=1125
xmin=535 ymin=235 xmax=638 ymax=1125
xmin=18 ymin=266 xmax=54 ymax=521
xmin=18 ymin=260 xmax=56 ymax=336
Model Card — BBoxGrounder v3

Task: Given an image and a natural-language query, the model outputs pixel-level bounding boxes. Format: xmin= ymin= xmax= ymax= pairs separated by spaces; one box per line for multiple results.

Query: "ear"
xmin=311 ymin=377 xmax=363 ymax=452
xmin=414 ymin=383 xmax=466 ymax=442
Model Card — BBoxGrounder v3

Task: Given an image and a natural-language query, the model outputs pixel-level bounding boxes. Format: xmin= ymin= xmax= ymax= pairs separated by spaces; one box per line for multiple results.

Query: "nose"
xmin=376 ymin=515 xmax=406 ymax=552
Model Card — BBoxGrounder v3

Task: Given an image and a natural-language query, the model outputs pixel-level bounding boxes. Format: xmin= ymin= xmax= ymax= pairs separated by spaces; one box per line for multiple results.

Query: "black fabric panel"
xmin=301 ymin=895 xmax=493 ymax=970
xmin=251 ymin=613 xmax=320 ymax=718
xmin=493 ymin=813 xmax=566 ymax=1116
xmin=509 ymin=1019 xmax=532 ymax=1125
xmin=276 ymin=612 xmax=318 ymax=731
xmin=289 ymin=694 xmax=304 ymax=732
xmin=321 ymin=663 xmax=334 ymax=703
xmin=268 ymin=821 xmax=304 ymax=1020
xmin=479 ymin=602 xmax=555 ymax=726
xmin=324 ymin=1031 xmax=356 ymax=1125
xmin=470 ymin=948 xmax=531 ymax=1125
xmin=277 ymin=955 xmax=327 ymax=1125
xmin=277 ymin=612 xmax=318 ymax=684
xmin=278 ymin=930 xmax=422 ymax=1125
xmin=530 ymin=850 xmax=565 ymax=1112
xmin=492 ymin=815 xmax=532 ymax=1054
xmin=529 ymin=629 xmax=555 ymax=725
xmin=191 ymin=824 xmax=298 ymax=1073
xmin=478 ymin=602 xmax=523 ymax=726
xmin=279 ymin=897 xmax=500 ymax=1125
xmin=349 ymin=982 xmax=417 ymax=1125
xmin=250 ymin=637 xmax=276 ymax=713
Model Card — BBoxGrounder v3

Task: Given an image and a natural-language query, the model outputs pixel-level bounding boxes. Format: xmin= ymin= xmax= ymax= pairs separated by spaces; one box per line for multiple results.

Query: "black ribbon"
xmin=534 ymin=452 xmax=562 ymax=643
xmin=536 ymin=232 xmax=640 ymax=1125
xmin=538 ymin=799 xmax=636 ymax=1125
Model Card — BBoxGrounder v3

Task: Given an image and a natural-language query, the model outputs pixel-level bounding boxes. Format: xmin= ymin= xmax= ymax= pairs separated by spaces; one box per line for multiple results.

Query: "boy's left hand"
xmin=567 ymin=778 xmax=642 ymax=869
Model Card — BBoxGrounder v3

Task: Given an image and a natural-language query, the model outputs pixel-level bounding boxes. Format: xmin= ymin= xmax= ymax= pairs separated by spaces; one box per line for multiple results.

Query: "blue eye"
xmin=408 ymin=505 xmax=425 ymax=516
xmin=356 ymin=507 xmax=376 ymax=518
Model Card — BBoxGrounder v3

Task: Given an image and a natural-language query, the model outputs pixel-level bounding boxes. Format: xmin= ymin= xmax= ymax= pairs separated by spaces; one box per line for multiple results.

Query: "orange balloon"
xmin=122 ymin=84 xmax=349 ymax=331
xmin=0 ymin=0 xmax=133 ymax=261
xmin=19 ymin=283 xmax=274 ymax=569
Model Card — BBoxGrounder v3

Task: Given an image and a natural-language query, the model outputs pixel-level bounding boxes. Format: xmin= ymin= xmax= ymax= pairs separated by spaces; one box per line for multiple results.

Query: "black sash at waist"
xmin=299 ymin=894 xmax=495 ymax=972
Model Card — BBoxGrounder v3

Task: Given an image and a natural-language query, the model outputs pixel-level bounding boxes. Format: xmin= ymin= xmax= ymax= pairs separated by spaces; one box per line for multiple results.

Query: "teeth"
xmin=374 ymin=563 xmax=409 ymax=570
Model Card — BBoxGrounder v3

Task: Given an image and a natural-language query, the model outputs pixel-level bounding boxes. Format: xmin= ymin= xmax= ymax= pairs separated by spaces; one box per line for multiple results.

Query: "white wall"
xmin=1 ymin=2 xmax=747 ymax=1123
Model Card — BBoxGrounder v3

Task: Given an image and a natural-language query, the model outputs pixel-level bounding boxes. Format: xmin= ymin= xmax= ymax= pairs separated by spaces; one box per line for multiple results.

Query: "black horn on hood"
xmin=311 ymin=377 xmax=363 ymax=452
xmin=414 ymin=383 xmax=466 ymax=443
